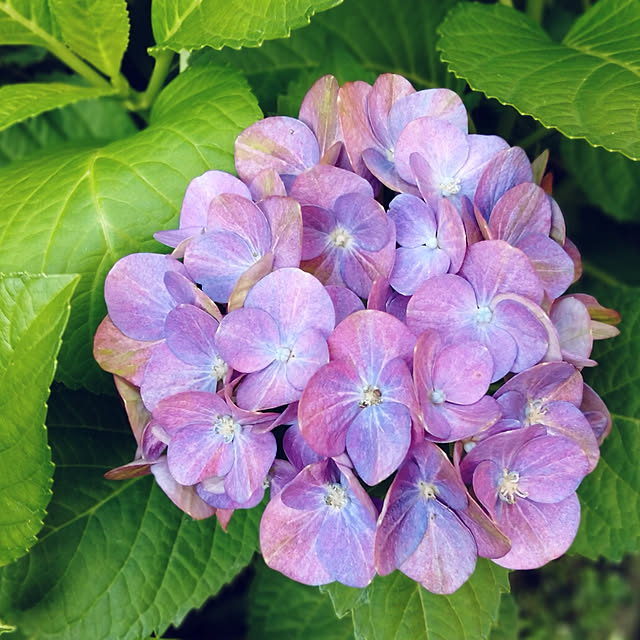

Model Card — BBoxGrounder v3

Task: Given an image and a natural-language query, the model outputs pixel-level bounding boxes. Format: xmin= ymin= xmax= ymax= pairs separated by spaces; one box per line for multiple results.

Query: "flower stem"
xmin=130 ymin=51 xmax=175 ymax=111
xmin=526 ymin=0 xmax=545 ymax=24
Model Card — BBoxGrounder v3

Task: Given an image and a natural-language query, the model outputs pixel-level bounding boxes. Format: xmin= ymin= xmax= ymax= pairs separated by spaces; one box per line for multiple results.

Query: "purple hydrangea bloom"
xmin=413 ymin=330 xmax=501 ymax=441
xmin=260 ymin=458 xmax=377 ymax=587
xmin=216 ymin=268 xmax=335 ymax=410
xmin=406 ymin=240 xmax=549 ymax=381
xmin=299 ymin=310 xmax=417 ymax=485
xmin=387 ymin=194 xmax=466 ymax=295
xmin=460 ymin=426 xmax=589 ymax=569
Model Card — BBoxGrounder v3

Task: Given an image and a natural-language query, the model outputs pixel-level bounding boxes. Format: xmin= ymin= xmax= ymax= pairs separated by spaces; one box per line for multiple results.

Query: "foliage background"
xmin=0 ymin=0 xmax=639 ymax=638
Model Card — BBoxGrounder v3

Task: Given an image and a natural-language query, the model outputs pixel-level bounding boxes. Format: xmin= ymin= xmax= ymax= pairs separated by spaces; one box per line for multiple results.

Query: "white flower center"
xmin=429 ymin=388 xmax=446 ymax=405
xmin=211 ymin=355 xmax=228 ymax=381
xmin=498 ymin=468 xmax=529 ymax=504
xmin=418 ymin=481 xmax=439 ymax=500
xmin=424 ymin=236 xmax=438 ymax=250
xmin=359 ymin=384 xmax=382 ymax=408
xmin=524 ymin=398 xmax=547 ymax=426
xmin=275 ymin=346 xmax=293 ymax=362
xmin=325 ymin=483 xmax=349 ymax=510
xmin=329 ymin=227 xmax=353 ymax=249
xmin=438 ymin=176 xmax=461 ymax=197
xmin=475 ymin=306 xmax=493 ymax=324
xmin=213 ymin=414 xmax=241 ymax=444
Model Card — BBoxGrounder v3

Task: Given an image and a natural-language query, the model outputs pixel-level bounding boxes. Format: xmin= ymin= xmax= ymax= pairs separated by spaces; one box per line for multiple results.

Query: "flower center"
xmin=429 ymin=388 xmax=446 ymax=405
xmin=523 ymin=398 xmax=547 ymax=426
xmin=475 ymin=306 xmax=493 ymax=324
xmin=438 ymin=176 xmax=461 ymax=197
xmin=325 ymin=483 xmax=349 ymax=510
xmin=329 ymin=227 xmax=353 ymax=249
xmin=418 ymin=481 xmax=438 ymax=500
xmin=424 ymin=236 xmax=438 ymax=250
xmin=275 ymin=346 xmax=293 ymax=362
xmin=498 ymin=468 xmax=529 ymax=504
xmin=213 ymin=414 xmax=241 ymax=444
xmin=211 ymin=355 xmax=228 ymax=381
xmin=359 ymin=384 xmax=382 ymax=408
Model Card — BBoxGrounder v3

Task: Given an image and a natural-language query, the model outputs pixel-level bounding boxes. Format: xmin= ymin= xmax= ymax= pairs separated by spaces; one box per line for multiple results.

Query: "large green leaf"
xmin=0 ymin=273 xmax=79 ymax=567
xmin=438 ymin=0 xmax=640 ymax=160
xmin=0 ymin=389 xmax=260 ymax=640
xmin=151 ymin=0 xmax=342 ymax=54
xmin=0 ymin=82 xmax=117 ymax=132
xmin=0 ymin=64 xmax=261 ymax=391
xmin=571 ymin=280 xmax=640 ymax=561
xmin=488 ymin=593 xmax=519 ymax=640
xmin=323 ymin=560 xmax=510 ymax=640
xmin=49 ymin=0 xmax=129 ymax=80
xmin=248 ymin=561 xmax=354 ymax=639
xmin=561 ymin=139 xmax=640 ymax=223
xmin=0 ymin=0 xmax=60 ymax=46
xmin=0 ymin=94 xmax=137 ymax=168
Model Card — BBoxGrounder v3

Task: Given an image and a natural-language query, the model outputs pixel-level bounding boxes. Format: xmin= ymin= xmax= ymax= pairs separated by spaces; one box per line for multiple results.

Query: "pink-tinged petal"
xmin=432 ymin=341 xmax=494 ymax=404
xmin=141 ymin=344 xmax=219 ymax=410
xmin=164 ymin=271 xmax=223 ymax=322
xmin=105 ymin=253 xmax=187 ymax=341
xmin=563 ymin=236 xmax=582 ymax=282
xmin=249 ymin=167 xmax=287 ymax=199
xmin=390 ymin=246 xmax=450 ymax=296
xmin=260 ymin=491 xmax=332 ymax=585
xmin=550 ymin=296 xmax=593 ymax=363
xmin=180 ymin=170 xmax=251 ymax=229
xmin=413 ymin=328 xmax=442 ymax=395
xmin=492 ymin=297 xmax=548 ymax=373
xmin=244 ymin=267 xmax=335 ymax=343
xmin=216 ymin=509 xmax=234 ymax=530
xmin=154 ymin=227 xmax=197 ymax=249
xmin=94 ymin=316 xmax=161 ymax=386
xmin=571 ymin=293 xmax=621 ymax=327
xmin=227 ymin=252 xmax=274 ymax=312
xmin=334 ymin=193 xmax=391 ymax=251
xmin=470 ymin=459 xmax=501 ymax=518
xmin=325 ymin=285 xmax=365 ymax=324
xmin=216 ymin=307 xmax=279 ymax=373
xmin=298 ymin=361 xmax=362 ymax=457
xmin=455 ymin=495 xmax=511 ymax=559
xmin=235 ymin=116 xmax=320 ymax=189
xmin=388 ymin=193 xmax=437 ymax=248
xmin=299 ymin=74 xmax=341 ymax=158
xmin=197 ymin=476 xmax=265 ymax=510
xmin=422 ymin=403 xmax=452 ymax=440
xmin=549 ymin=195 xmax=567 ymax=245
xmin=516 ymin=233 xmax=574 ymax=299
xmin=269 ymin=459 xmax=298 ymax=496
xmin=258 ymin=195 xmax=303 ymax=268
xmin=395 ymin=117 xmax=469 ymax=187
xmin=301 ymin=204 xmax=335 ymax=260
xmin=515 ymin=435 xmax=589 ymax=503
xmin=152 ymin=390 xmax=229 ymax=433
xmin=224 ymin=429 xmax=276 ymax=504
xmin=460 ymin=240 xmax=544 ymax=306
xmin=400 ymin=500 xmax=477 ymax=595
xmin=492 ymin=494 xmax=581 ymax=570
xmin=104 ymin=459 xmax=153 ymax=480
xmin=289 ymin=164 xmax=373 ymax=209
xmin=141 ymin=421 xmax=168 ymax=461
xmin=457 ymin=134 xmax=510 ymax=194
xmin=283 ymin=423 xmax=323 ymax=471
xmin=285 ymin=328 xmax=330 ymax=390
xmin=346 ymin=401 xmax=412 ymax=485
xmin=235 ymin=360 xmax=300 ymax=411
xmin=474 ymin=147 xmax=533 ymax=218
xmin=361 ymin=147 xmax=422 ymax=195
xmin=341 ymin=237 xmax=396 ymax=298
xmin=488 ymin=182 xmax=551 ymax=245
xmin=183 ymin=230 xmax=261 ymax=303
xmin=435 ymin=397 xmax=502 ymax=442
xmin=337 ymin=80 xmax=377 ymax=177
xmin=329 ymin=309 xmax=416 ymax=373
xmin=388 ymin=88 xmax=468 ymax=143
xmin=151 ymin=457 xmax=217 ymax=520
xmin=461 ymin=196 xmax=484 ymax=245
xmin=436 ymin=198 xmax=467 ymax=273
xmin=301 ymin=248 xmax=344 ymax=288
xmin=581 ymin=383 xmax=611 ymax=444
xmin=111 ymin=376 xmax=150 ymax=448
xmin=165 ymin=305 xmax=219 ymax=365
xmin=367 ymin=73 xmax=415 ymax=150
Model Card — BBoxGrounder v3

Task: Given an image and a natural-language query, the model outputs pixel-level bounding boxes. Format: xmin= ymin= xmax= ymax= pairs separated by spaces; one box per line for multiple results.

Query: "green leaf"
xmin=151 ymin=0 xmax=342 ymax=54
xmin=0 ymin=388 xmax=261 ymax=640
xmin=0 ymin=93 xmax=137 ymax=168
xmin=488 ymin=593 xmax=519 ymax=640
xmin=0 ymin=273 xmax=79 ymax=567
xmin=0 ymin=82 xmax=117 ymax=133
xmin=561 ymin=138 xmax=640 ymax=223
xmin=248 ymin=561 xmax=354 ymax=639
xmin=323 ymin=560 xmax=509 ymax=640
xmin=0 ymin=64 xmax=261 ymax=391
xmin=438 ymin=0 xmax=640 ymax=160
xmin=571 ymin=280 xmax=640 ymax=561
xmin=49 ymin=0 xmax=129 ymax=80
xmin=0 ymin=0 xmax=60 ymax=46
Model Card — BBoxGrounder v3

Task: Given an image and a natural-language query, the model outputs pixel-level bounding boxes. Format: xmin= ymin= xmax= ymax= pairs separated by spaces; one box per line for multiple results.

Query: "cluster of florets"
xmin=95 ymin=74 xmax=621 ymax=594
